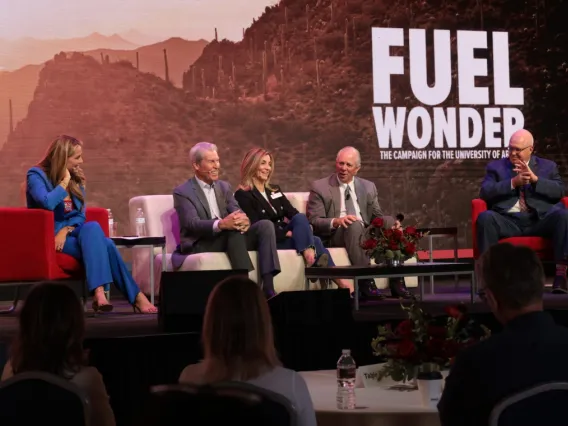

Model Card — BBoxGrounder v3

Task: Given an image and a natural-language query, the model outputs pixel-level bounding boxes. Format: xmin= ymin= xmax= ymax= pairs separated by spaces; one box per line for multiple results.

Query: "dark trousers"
xmin=62 ymin=221 xmax=141 ymax=304
xmin=476 ymin=203 xmax=568 ymax=261
xmin=329 ymin=220 xmax=368 ymax=266
xmin=192 ymin=219 xmax=281 ymax=277
xmin=276 ymin=213 xmax=335 ymax=266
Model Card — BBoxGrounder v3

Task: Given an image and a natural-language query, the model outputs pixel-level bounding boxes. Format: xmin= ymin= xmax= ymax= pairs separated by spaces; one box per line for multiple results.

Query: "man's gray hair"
xmin=189 ymin=142 xmax=218 ymax=165
xmin=336 ymin=146 xmax=361 ymax=167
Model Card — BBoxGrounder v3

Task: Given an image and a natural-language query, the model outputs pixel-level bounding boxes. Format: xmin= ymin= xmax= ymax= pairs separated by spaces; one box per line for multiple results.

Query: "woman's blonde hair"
xmin=37 ymin=135 xmax=85 ymax=206
xmin=238 ymin=147 xmax=275 ymax=191
xmin=201 ymin=276 xmax=281 ymax=382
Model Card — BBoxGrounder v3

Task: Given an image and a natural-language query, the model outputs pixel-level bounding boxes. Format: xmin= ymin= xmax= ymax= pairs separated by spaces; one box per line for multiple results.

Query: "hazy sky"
xmin=0 ymin=0 xmax=278 ymax=41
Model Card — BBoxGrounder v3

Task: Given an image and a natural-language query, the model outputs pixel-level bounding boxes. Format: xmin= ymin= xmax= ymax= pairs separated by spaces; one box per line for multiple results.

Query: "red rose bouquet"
xmin=361 ymin=216 xmax=427 ymax=265
xmin=371 ymin=297 xmax=491 ymax=384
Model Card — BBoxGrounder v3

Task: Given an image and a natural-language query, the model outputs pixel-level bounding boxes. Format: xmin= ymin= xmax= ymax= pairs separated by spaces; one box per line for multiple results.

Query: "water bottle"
xmin=135 ymin=208 xmax=146 ymax=237
xmin=336 ymin=349 xmax=356 ymax=409
xmin=107 ymin=208 xmax=114 ymax=237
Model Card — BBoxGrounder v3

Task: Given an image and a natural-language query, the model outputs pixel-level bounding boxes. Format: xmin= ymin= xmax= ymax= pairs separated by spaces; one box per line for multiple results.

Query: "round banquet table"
xmin=300 ymin=370 xmax=443 ymax=426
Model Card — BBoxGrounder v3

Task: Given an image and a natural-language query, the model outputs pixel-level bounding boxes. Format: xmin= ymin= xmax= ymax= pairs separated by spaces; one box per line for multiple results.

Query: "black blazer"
xmin=234 ymin=185 xmax=299 ymax=242
xmin=438 ymin=311 xmax=568 ymax=426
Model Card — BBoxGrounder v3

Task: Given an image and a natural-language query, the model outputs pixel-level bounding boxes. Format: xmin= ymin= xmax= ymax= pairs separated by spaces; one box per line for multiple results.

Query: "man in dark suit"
xmin=306 ymin=146 xmax=410 ymax=299
xmin=172 ymin=142 xmax=280 ymax=298
xmin=477 ymin=129 xmax=568 ymax=292
xmin=438 ymin=243 xmax=568 ymax=426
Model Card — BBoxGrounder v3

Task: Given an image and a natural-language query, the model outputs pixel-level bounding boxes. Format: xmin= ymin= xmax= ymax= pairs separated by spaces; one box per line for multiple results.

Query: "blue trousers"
xmin=62 ymin=222 xmax=141 ymax=304
xmin=277 ymin=213 xmax=335 ymax=266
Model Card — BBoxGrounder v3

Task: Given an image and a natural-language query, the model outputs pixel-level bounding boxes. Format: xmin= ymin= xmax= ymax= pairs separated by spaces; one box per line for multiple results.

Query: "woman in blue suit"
xmin=26 ymin=135 xmax=157 ymax=314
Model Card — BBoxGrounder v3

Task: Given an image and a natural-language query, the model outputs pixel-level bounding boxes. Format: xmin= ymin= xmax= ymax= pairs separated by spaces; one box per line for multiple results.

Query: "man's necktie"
xmin=519 ymin=187 xmax=529 ymax=212
xmin=344 ymin=186 xmax=357 ymax=216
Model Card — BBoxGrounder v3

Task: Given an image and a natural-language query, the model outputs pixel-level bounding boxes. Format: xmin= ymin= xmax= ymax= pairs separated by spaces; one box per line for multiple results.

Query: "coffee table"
xmin=304 ymin=262 xmax=475 ymax=310
xmin=111 ymin=236 xmax=167 ymax=305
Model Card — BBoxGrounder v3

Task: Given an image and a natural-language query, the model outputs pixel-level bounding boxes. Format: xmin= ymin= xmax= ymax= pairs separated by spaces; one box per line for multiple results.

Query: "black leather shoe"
xmin=552 ymin=276 xmax=568 ymax=294
xmin=359 ymin=279 xmax=386 ymax=300
xmin=389 ymin=278 xmax=412 ymax=299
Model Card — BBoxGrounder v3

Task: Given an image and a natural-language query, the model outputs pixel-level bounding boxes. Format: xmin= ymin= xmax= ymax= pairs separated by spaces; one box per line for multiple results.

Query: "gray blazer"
xmin=306 ymin=174 xmax=393 ymax=237
xmin=172 ymin=177 xmax=240 ymax=268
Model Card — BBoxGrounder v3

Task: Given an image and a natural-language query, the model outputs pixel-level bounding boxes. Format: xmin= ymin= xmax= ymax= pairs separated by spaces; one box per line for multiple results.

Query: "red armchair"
xmin=472 ymin=198 xmax=568 ymax=259
xmin=0 ymin=207 xmax=109 ymax=312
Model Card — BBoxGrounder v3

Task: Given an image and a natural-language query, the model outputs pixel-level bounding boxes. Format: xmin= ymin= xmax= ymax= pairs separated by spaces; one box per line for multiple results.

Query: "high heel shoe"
xmin=92 ymin=301 xmax=113 ymax=313
xmin=132 ymin=304 xmax=158 ymax=314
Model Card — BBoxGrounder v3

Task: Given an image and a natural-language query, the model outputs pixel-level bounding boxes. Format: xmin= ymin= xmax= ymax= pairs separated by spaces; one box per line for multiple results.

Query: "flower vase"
xmin=390 ymin=364 xmax=440 ymax=391
xmin=386 ymin=258 xmax=404 ymax=267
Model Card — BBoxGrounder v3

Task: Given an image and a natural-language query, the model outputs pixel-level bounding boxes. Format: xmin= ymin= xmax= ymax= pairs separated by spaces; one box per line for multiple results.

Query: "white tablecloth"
xmin=300 ymin=370 xmax=442 ymax=426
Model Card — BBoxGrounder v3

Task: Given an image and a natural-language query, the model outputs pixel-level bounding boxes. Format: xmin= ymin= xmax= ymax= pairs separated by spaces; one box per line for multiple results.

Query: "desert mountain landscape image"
xmin=1 ymin=0 xmax=567 ymax=248
xmin=83 ymin=38 xmax=208 ymax=87
xmin=0 ymin=36 xmax=208 ymax=148
xmin=0 ymin=32 xmax=138 ymax=70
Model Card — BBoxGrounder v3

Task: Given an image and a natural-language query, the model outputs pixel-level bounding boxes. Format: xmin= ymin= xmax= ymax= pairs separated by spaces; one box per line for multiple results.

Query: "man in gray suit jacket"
xmin=172 ymin=142 xmax=280 ymax=298
xmin=307 ymin=146 xmax=410 ymax=299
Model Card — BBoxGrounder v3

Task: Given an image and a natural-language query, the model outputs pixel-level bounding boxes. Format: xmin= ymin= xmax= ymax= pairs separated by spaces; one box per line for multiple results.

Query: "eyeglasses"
xmin=507 ymin=146 xmax=532 ymax=153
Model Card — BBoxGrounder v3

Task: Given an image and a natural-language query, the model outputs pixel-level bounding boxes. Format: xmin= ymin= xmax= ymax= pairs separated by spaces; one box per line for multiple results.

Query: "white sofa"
xmin=129 ymin=193 xmax=417 ymax=295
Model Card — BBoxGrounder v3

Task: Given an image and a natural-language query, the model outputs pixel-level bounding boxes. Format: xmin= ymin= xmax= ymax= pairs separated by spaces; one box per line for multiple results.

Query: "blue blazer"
xmin=479 ymin=156 xmax=565 ymax=219
xmin=26 ymin=166 xmax=86 ymax=235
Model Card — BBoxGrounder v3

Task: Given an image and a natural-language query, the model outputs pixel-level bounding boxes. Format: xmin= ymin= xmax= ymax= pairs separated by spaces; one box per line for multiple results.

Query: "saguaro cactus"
xmin=218 ymin=55 xmax=223 ymax=84
xmin=8 ymin=99 xmax=13 ymax=135
xmin=272 ymin=43 xmax=278 ymax=66
xmin=344 ymin=19 xmax=349 ymax=56
xmin=262 ymin=51 xmax=267 ymax=94
xmin=215 ymin=28 xmax=218 ymax=41
xmin=232 ymin=61 xmax=236 ymax=84
xmin=280 ymin=24 xmax=285 ymax=49
xmin=306 ymin=5 xmax=310 ymax=32
xmin=163 ymin=49 xmax=170 ymax=83
xmin=136 ymin=51 xmax=139 ymax=70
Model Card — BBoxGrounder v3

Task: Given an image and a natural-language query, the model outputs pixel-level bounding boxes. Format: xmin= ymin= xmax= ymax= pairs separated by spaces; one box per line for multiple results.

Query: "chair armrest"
xmin=86 ymin=207 xmax=109 ymax=237
xmin=471 ymin=199 xmax=488 ymax=260
xmin=562 ymin=197 xmax=568 ymax=208
xmin=0 ymin=208 xmax=59 ymax=281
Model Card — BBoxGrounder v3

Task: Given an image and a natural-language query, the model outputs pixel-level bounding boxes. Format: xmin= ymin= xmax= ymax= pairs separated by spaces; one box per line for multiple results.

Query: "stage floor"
xmin=2 ymin=277 xmax=568 ymax=342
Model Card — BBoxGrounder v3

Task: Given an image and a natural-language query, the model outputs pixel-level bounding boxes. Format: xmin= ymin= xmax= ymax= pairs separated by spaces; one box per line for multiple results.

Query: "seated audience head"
xmin=11 ymin=282 xmax=86 ymax=378
xmin=189 ymin=142 xmax=220 ymax=185
xmin=201 ymin=275 xmax=281 ymax=382
xmin=336 ymin=146 xmax=361 ymax=184
xmin=37 ymin=134 xmax=85 ymax=201
xmin=239 ymin=147 xmax=274 ymax=191
xmin=480 ymin=243 xmax=544 ymax=323
xmin=508 ymin=129 xmax=534 ymax=163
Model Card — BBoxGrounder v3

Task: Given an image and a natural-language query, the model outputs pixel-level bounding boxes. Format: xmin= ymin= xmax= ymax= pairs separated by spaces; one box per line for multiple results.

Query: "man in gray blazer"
xmin=307 ymin=146 xmax=410 ymax=299
xmin=171 ymin=142 xmax=280 ymax=298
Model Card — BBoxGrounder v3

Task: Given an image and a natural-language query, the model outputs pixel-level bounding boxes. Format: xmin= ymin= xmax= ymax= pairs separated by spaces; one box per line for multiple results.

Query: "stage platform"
xmin=1 ymin=276 xmax=567 ymax=341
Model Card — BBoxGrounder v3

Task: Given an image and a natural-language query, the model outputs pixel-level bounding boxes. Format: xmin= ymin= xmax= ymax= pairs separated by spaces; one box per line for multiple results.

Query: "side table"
xmin=111 ymin=236 xmax=167 ymax=305
xmin=417 ymin=227 xmax=459 ymax=293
